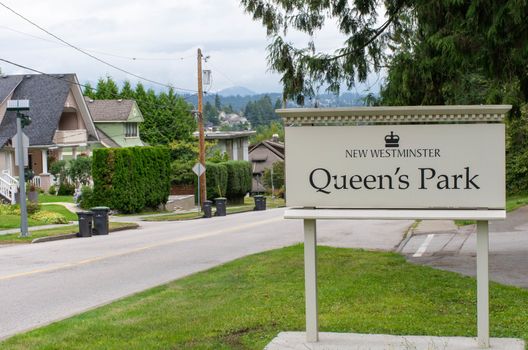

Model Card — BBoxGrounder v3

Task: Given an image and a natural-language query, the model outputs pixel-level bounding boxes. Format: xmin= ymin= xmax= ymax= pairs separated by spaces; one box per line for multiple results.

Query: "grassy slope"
xmin=39 ymin=195 xmax=74 ymax=203
xmin=146 ymin=196 xmax=285 ymax=222
xmin=1 ymin=246 xmax=527 ymax=349
xmin=456 ymin=192 xmax=528 ymax=226
xmin=0 ymin=204 xmax=77 ymax=229
xmin=0 ymin=222 xmax=137 ymax=244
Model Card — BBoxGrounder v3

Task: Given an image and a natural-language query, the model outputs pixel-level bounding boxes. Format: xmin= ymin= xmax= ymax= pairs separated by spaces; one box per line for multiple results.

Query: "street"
xmin=0 ymin=208 xmax=412 ymax=339
xmin=401 ymin=206 xmax=528 ymax=288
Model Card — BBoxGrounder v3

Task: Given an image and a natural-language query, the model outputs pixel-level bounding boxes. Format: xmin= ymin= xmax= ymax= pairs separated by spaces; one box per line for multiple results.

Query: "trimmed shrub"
xmin=92 ymin=146 xmax=171 ymax=213
xmin=224 ymin=160 xmax=252 ymax=204
xmin=203 ymin=162 xmax=227 ymax=199
xmin=79 ymin=186 xmax=96 ymax=210
xmin=58 ymin=183 xmax=75 ymax=196
xmin=171 ymin=160 xmax=195 ymax=186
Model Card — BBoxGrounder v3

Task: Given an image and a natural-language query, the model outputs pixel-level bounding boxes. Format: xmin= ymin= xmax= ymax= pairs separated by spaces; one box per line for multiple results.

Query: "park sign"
xmin=277 ymin=105 xmax=511 ymax=210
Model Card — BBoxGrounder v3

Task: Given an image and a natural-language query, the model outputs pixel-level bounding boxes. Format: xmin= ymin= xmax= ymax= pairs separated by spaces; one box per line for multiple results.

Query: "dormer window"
xmin=125 ymin=122 xmax=138 ymax=137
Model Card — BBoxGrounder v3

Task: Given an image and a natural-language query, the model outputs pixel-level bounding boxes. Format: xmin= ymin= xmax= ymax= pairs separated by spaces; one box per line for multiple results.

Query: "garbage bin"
xmin=203 ymin=200 xmax=212 ymax=218
xmin=215 ymin=198 xmax=227 ymax=216
xmin=91 ymin=206 xmax=110 ymax=235
xmin=77 ymin=211 xmax=93 ymax=237
xmin=254 ymin=195 xmax=266 ymax=211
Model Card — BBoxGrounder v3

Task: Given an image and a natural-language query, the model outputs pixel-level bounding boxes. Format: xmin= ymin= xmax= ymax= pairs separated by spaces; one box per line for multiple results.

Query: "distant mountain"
xmin=217 ymin=86 xmax=256 ymax=97
xmin=183 ymin=91 xmax=373 ymax=113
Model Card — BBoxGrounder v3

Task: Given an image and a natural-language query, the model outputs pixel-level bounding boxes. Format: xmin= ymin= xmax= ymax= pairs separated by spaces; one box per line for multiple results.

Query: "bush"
xmin=0 ymin=204 xmax=19 ymax=215
xmin=30 ymin=211 xmax=68 ymax=224
xmin=79 ymin=186 xmax=97 ymax=209
xmin=68 ymin=156 xmax=92 ymax=186
xmin=171 ymin=160 xmax=195 ymax=186
xmin=224 ymin=161 xmax=252 ymax=204
xmin=48 ymin=185 xmax=57 ymax=195
xmin=92 ymin=146 xmax=171 ymax=213
xmin=26 ymin=202 xmax=41 ymax=215
xmin=203 ymin=162 xmax=228 ymax=199
xmin=49 ymin=160 xmax=67 ymax=184
xmin=58 ymin=183 xmax=76 ymax=196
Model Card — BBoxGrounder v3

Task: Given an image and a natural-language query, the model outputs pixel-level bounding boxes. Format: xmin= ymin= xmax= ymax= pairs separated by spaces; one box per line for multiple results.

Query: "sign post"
xmin=192 ymin=162 xmax=206 ymax=210
xmin=7 ymin=100 xmax=31 ymax=238
xmin=277 ymin=105 xmax=512 ymax=349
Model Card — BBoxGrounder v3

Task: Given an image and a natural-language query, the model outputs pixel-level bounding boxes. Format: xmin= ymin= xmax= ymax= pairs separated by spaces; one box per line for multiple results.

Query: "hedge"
xmin=92 ymin=146 xmax=170 ymax=213
xmin=224 ymin=160 xmax=252 ymax=204
xmin=202 ymin=162 xmax=228 ymax=200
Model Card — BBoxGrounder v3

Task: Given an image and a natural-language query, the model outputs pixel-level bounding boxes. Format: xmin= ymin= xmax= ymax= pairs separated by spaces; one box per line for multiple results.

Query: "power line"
xmin=0 ymin=25 xmax=194 ymax=62
xmin=0 ymin=57 xmax=199 ymax=109
xmin=0 ymin=1 xmax=197 ymax=93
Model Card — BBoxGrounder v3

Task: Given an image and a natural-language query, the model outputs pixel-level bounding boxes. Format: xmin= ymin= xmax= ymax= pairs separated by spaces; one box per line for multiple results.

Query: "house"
xmin=0 ymin=73 xmax=146 ymax=202
xmin=248 ymin=135 xmax=284 ymax=193
xmin=84 ymin=98 xmax=145 ymax=148
xmin=0 ymin=73 xmax=100 ymax=196
xmin=218 ymin=111 xmax=249 ymax=128
xmin=193 ymin=130 xmax=255 ymax=161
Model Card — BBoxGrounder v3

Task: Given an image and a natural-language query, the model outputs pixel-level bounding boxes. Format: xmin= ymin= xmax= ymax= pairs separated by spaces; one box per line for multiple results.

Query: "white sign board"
xmin=14 ymin=132 xmax=29 ymax=167
xmin=192 ymin=162 xmax=206 ymax=177
xmin=285 ymin=124 xmax=505 ymax=209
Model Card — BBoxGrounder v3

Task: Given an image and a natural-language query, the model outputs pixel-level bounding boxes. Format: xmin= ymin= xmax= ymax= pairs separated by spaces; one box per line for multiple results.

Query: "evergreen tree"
xmin=120 ymin=80 xmax=135 ymax=99
xmin=83 ymin=82 xmax=96 ymax=99
xmin=95 ymin=76 xmax=119 ymax=99
xmin=214 ymin=94 xmax=222 ymax=110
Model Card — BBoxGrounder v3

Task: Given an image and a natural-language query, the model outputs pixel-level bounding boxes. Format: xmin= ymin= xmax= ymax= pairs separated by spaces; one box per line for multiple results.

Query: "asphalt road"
xmin=0 ymin=208 xmax=412 ymax=340
xmin=402 ymin=206 xmax=528 ymax=288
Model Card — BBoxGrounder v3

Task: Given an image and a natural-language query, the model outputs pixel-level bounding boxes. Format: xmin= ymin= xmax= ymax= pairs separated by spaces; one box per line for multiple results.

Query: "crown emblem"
xmin=385 ymin=131 xmax=400 ymax=148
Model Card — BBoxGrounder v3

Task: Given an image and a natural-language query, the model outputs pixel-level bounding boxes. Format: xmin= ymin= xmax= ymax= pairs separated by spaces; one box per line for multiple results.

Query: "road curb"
xmin=31 ymin=223 xmax=140 ymax=244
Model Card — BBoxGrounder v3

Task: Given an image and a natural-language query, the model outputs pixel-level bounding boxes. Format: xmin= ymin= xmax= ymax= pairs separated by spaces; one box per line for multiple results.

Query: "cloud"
xmin=0 ymin=0 xmax=382 ymax=94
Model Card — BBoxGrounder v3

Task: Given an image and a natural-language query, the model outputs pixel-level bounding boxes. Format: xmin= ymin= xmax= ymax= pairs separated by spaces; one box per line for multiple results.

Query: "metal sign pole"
xmin=304 ymin=218 xmax=318 ymax=342
xmin=197 ymin=174 xmax=201 ymax=211
xmin=16 ymin=114 xmax=29 ymax=237
xmin=477 ymin=220 xmax=490 ymax=348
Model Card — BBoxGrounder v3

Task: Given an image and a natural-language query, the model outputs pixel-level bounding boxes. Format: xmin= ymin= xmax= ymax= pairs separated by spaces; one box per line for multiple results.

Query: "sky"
xmin=0 ymin=0 xmax=383 ymax=96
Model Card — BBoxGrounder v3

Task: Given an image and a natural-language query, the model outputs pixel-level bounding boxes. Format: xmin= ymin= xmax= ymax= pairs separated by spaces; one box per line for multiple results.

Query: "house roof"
xmin=0 ymin=75 xmax=23 ymax=104
xmin=249 ymin=139 xmax=285 ymax=159
xmin=0 ymin=74 xmax=75 ymax=147
xmin=84 ymin=97 xmax=138 ymax=122
xmin=193 ymin=130 xmax=256 ymax=140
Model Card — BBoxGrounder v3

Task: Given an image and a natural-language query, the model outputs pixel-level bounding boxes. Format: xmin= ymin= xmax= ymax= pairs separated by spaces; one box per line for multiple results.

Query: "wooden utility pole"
xmin=197 ymin=48 xmax=206 ymax=207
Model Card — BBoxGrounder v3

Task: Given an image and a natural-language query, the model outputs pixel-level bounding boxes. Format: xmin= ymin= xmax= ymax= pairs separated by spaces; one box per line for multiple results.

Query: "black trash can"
xmin=77 ymin=211 xmax=93 ymax=237
xmin=91 ymin=206 xmax=110 ymax=235
xmin=254 ymin=195 xmax=267 ymax=211
xmin=215 ymin=198 xmax=227 ymax=217
xmin=203 ymin=200 xmax=213 ymax=218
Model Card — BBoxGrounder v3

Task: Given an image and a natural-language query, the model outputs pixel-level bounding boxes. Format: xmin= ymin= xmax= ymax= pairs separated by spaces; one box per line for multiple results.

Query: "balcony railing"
xmin=53 ymin=129 xmax=88 ymax=145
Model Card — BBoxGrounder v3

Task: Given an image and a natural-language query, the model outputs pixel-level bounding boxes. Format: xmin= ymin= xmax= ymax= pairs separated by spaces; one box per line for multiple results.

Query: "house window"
xmin=125 ymin=123 xmax=138 ymax=137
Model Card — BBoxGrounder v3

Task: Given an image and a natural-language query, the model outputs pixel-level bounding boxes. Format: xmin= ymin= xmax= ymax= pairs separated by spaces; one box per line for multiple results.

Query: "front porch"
xmin=0 ymin=145 xmax=88 ymax=193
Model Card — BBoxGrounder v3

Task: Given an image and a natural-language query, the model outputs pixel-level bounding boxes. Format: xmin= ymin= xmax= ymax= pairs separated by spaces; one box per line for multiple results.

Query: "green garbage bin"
xmin=91 ymin=206 xmax=110 ymax=235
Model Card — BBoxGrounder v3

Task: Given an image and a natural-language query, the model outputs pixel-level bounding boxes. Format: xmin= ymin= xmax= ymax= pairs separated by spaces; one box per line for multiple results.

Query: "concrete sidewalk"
xmin=0 ymin=222 xmax=78 ymax=236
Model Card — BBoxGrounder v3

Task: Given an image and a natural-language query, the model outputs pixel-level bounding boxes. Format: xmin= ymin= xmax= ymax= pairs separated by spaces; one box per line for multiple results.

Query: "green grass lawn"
xmin=38 ymin=194 xmax=74 ymax=203
xmin=0 ymin=222 xmax=138 ymax=244
xmin=143 ymin=211 xmax=203 ymax=222
xmin=0 ymin=204 xmax=77 ymax=229
xmin=145 ymin=196 xmax=286 ymax=222
xmin=1 ymin=245 xmax=527 ymax=349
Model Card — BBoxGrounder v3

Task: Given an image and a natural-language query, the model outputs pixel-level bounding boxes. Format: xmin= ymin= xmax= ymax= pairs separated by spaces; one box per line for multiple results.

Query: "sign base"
xmin=265 ymin=332 xmax=525 ymax=350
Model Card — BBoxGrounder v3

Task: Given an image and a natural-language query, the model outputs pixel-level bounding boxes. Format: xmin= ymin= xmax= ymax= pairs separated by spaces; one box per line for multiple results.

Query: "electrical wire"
xmin=0 ymin=25 xmax=194 ymax=62
xmin=0 ymin=1 xmax=197 ymax=93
